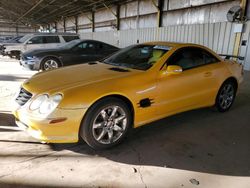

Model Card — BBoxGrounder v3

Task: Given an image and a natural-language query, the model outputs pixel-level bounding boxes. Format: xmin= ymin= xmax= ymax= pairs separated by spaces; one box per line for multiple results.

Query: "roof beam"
xmin=103 ymin=3 xmax=117 ymax=17
xmin=15 ymin=0 xmax=44 ymax=23
xmin=40 ymin=0 xmax=104 ymax=23
xmin=33 ymin=1 xmax=78 ymax=22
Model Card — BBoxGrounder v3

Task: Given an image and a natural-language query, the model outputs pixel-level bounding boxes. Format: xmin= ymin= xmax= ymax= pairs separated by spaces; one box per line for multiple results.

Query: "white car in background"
xmin=3 ymin=33 xmax=80 ymax=59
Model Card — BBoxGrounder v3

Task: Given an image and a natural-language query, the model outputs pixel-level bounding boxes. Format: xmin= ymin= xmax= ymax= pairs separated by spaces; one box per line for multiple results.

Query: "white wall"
xmin=0 ymin=19 xmax=37 ymax=36
xmin=240 ymin=21 xmax=250 ymax=70
xmin=55 ymin=0 xmax=250 ymax=70
xmin=80 ymin=22 xmax=250 ymax=71
xmin=57 ymin=0 xmax=240 ymax=33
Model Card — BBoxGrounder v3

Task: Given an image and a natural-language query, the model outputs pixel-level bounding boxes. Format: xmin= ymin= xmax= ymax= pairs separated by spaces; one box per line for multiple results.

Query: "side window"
xmin=167 ymin=47 xmax=218 ymax=70
xmin=98 ymin=43 xmax=108 ymax=49
xmin=103 ymin=43 xmax=115 ymax=50
xmin=75 ymin=42 xmax=96 ymax=51
xmin=96 ymin=42 xmax=103 ymax=50
xmin=203 ymin=51 xmax=219 ymax=64
xmin=87 ymin=42 xmax=95 ymax=50
xmin=28 ymin=36 xmax=44 ymax=44
xmin=77 ymin=42 xmax=88 ymax=49
xmin=93 ymin=42 xmax=116 ymax=51
xmin=44 ymin=36 xmax=60 ymax=43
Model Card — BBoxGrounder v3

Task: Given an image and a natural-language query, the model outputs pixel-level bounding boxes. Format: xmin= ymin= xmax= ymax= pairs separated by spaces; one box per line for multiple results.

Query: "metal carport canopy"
xmin=0 ymin=0 xmax=134 ymax=26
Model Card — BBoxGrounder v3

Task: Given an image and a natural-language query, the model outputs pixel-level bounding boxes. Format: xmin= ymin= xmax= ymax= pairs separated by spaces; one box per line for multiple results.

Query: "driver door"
xmin=25 ymin=36 xmax=45 ymax=52
xmin=156 ymin=47 xmax=219 ymax=116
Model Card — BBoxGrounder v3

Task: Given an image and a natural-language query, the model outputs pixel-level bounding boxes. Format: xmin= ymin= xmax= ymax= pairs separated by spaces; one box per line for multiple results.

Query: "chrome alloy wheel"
xmin=43 ymin=59 xmax=59 ymax=70
xmin=92 ymin=105 xmax=127 ymax=145
xmin=218 ymin=83 xmax=235 ymax=110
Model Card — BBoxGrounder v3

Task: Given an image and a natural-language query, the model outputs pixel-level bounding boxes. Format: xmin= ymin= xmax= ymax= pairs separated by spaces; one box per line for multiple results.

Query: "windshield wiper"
xmin=102 ymin=60 xmax=140 ymax=70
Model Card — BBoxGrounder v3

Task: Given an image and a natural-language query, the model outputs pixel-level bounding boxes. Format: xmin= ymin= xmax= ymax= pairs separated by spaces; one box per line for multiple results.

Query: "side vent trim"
xmin=138 ymin=98 xmax=154 ymax=108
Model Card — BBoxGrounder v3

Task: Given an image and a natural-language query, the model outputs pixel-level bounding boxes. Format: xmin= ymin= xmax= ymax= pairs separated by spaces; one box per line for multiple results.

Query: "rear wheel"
xmin=215 ymin=80 xmax=237 ymax=112
xmin=80 ymin=97 xmax=132 ymax=150
xmin=41 ymin=57 xmax=61 ymax=71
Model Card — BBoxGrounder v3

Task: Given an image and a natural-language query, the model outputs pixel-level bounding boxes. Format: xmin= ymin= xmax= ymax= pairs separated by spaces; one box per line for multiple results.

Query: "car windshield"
xmin=18 ymin=34 xmax=32 ymax=43
xmin=59 ymin=39 xmax=82 ymax=49
xmin=102 ymin=44 xmax=171 ymax=70
xmin=15 ymin=36 xmax=24 ymax=43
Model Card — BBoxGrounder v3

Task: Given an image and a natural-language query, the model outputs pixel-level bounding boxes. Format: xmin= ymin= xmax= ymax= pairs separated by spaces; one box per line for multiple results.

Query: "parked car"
xmin=0 ymin=36 xmax=24 ymax=55
xmin=13 ymin=42 xmax=243 ymax=149
xmin=2 ymin=33 xmax=79 ymax=59
xmin=0 ymin=36 xmax=14 ymax=42
xmin=20 ymin=39 xmax=119 ymax=71
xmin=0 ymin=35 xmax=23 ymax=45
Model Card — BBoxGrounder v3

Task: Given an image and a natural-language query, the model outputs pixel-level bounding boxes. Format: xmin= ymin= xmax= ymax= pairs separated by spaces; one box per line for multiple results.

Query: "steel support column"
xmin=63 ymin=18 xmax=66 ymax=32
xmin=16 ymin=24 xmax=19 ymax=36
xmin=54 ymin=22 xmax=57 ymax=32
xmin=116 ymin=5 xmax=120 ymax=30
xmin=103 ymin=3 xmax=120 ymax=30
xmin=75 ymin=15 xmax=78 ymax=33
xmin=152 ymin=0 xmax=164 ymax=27
xmin=91 ymin=11 xmax=95 ymax=32
xmin=233 ymin=0 xmax=247 ymax=57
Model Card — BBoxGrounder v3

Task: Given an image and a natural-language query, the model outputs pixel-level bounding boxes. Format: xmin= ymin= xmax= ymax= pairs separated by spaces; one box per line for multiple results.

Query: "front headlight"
xmin=30 ymin=94 xmax=48 ymax=111
xmin=26 ymin=56 xmax=37 ymax=60
xmin=29 ymin=94 xmax=63 ymax=115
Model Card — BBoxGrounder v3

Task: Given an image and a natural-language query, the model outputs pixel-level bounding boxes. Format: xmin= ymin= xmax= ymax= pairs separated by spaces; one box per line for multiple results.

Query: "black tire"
xmin=41 ymin=57 xmax=61 ymax=71
xmin=215 ymin=80 xmax=237 ymax=112
xmin=80 ymin=97 xmax=132 ymax=150
xmin=10 ymin=51 xmax=20 ymax=60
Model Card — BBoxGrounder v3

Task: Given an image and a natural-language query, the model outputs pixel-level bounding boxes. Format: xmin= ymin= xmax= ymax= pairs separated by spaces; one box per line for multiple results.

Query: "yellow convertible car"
xmin=13 ymin=42 xmax=243 ymax=149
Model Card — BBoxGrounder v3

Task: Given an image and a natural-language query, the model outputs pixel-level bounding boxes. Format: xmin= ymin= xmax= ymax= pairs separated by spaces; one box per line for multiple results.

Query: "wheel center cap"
xmin=107 ymin=121 xmax=114 ymax=128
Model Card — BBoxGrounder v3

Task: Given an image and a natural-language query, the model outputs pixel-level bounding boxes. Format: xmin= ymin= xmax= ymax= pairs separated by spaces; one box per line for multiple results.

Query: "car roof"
xmin=143 ymin=41 xmax=204 ymax=48
xmin=27 ymin=33 xmax=79 ymax=36
xmin=78 ymin=39 xmax=119 ymax=48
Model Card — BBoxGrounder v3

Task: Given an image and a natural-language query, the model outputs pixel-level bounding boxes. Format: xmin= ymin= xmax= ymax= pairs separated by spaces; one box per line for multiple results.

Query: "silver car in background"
xmin=2 ymin=33 xmax=79 ymax=59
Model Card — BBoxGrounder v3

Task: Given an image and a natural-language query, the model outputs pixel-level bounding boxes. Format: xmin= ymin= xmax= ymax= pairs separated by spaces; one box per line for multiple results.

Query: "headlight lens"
xmin=29 ymin=94 xmax=48 ymax=111
xmin=39 ymin=94 xmax=63 ymax=114
xmin=29 ymin=94 xmax=63 ymax=115
xmin=26 ymin=56 xmax=37 ymax=60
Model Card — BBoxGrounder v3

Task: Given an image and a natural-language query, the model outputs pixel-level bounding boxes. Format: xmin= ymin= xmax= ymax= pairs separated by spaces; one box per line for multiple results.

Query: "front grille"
xmin=15 ymin=87 xmax=32 ymax=106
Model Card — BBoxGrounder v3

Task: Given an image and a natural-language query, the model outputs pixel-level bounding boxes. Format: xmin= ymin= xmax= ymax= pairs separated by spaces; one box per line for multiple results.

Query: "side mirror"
xmin=27 ymin=41 xmax=33 ymax=44
xmin=160 ymin=65 xmax=183 ymax=77
xmin=166 ymin=65 xmax=182 ymax=75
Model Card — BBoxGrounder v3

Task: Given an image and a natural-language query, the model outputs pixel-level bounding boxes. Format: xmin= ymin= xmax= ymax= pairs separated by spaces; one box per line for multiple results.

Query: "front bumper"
xmin=13 ymin=105 xmax=87 ymax=143
xmin=20 ymin=58 xmax=41 ymax=70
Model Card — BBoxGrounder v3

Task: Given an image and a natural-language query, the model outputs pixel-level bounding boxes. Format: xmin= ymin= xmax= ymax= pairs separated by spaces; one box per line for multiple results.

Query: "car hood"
xmin=3 ymin=43 xmax=23 ymax=47
xmin=23 ymin=62 xmax=140 ymax=94
xmin=0 ymin=41 xmax=19 ymax=45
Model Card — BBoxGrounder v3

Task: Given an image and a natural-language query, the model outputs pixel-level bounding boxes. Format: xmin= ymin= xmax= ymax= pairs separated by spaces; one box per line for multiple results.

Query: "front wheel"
xmin=41 ymin=57 xmax=60 ymax=71
xmin=80 ymin=98 xmax=132 ymax=150
xmin=10 ymin=51 xmax=20 ymax=60
xmin=215 ymin=81 xmax=237 ymax=112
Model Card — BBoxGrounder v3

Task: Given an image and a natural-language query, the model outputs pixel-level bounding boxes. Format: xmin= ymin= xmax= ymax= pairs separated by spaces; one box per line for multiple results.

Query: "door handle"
xmin=204 ymin=72 xmax=212 ymax=77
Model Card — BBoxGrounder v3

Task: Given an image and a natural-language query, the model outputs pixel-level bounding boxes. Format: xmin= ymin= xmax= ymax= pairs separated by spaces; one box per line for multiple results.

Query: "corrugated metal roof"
xmin=0 ymin=0 xmax=134 ymax=26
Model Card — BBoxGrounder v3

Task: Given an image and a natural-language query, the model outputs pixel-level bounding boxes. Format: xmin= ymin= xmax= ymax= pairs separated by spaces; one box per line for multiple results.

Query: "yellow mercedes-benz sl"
xmin=13 ymin=42 xmax=243 ymax=149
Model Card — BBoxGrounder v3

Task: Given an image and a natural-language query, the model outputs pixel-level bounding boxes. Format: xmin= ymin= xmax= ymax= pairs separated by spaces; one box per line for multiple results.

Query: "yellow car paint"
xmin=13 ymin=42 xmax=244 ymax=143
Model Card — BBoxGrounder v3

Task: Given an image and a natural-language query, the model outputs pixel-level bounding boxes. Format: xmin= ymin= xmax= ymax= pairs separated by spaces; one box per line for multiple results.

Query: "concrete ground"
xmin=0 ymin=56 xmax=249 ymax=188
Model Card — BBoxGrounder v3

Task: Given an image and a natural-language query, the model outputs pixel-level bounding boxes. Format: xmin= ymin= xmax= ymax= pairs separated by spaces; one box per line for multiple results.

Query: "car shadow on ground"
xmin=0 ymin=75 xmax=30 ymax=82
xmin=0 ymin=112 xmax=19 ymax=132
xmin=50 ymin=91 xmax=250 ymax=177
